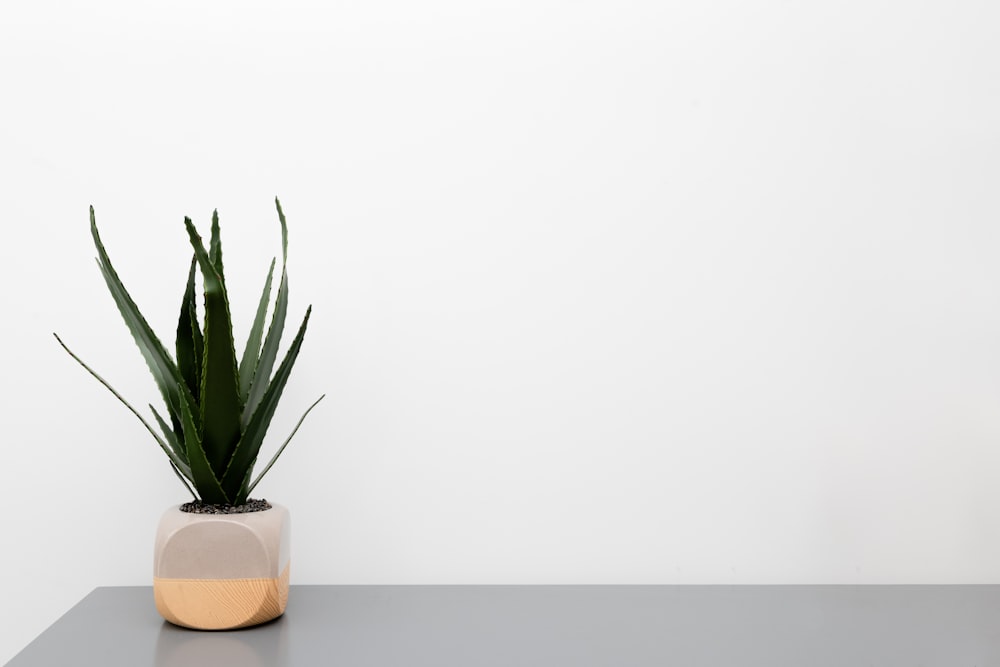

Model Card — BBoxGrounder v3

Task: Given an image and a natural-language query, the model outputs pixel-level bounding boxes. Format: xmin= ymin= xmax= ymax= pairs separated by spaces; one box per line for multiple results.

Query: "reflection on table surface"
xmin=155 ymin=615 xmax=289 ymax=667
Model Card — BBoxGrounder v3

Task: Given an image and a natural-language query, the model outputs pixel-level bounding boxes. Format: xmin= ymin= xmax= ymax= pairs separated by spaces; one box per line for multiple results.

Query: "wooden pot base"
xmin=153 ymin=504 xmax=291 ymax=630
xmin=154 ymin=563 xmax=290 ymax=630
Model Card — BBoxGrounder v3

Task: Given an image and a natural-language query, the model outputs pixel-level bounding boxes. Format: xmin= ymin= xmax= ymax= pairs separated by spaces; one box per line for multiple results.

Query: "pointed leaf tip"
xmin=185 ymin=214 xmax=241 ymax=477
xmin=209 ymin=208 xmax=224 ymax=280
xmin=238 ymin=257 xmax=277 ymax=402
xmin=222 ymin=306 xmax=313 ymax=497
xmin=89 ymin=220 xmax=198 ymax=438
xmin=275 ymin=199 xmax=289 ymax=265
xmin=247 ymin=393 xmax=326 ymax=495
xmin=53 ymin=333 xmax=195 ymax=492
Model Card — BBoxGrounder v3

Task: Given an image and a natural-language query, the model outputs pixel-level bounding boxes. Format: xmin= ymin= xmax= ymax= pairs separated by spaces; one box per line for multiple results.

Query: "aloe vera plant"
xmin=55 ymin=199 xmax=324 ymax=506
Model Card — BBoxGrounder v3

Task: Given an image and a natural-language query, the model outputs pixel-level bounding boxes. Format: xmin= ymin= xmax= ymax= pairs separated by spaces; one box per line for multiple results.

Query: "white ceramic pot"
xmin=153 ymin=503 xmax=290 ymax=630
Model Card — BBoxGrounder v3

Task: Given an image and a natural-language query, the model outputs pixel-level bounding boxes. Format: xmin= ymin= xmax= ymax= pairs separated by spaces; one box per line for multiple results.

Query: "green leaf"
xmin=238 ymin=258 xmax=276 ymax=404
xmin=233 ymin=466 xmax=255 ymax=507
xmin=191 ymin=293 xmax=204 ymax=400
xmin=221 ymin=306 xmax=312 ymax=500
xmin=246 ymin=394 xmax=325 ymax=497
xmin=150 ymin=404 xmax=189 ymax=468
xmin=185 ymin=216 xmax=243 ymax=479
xmin=169 ymin=462 xmax=198 ymax=500
xmin=180 ymin=395 xmax=230 ymax=504
xmin=176 ymin=256 xmax=201 ymax=403
xmin=243 ymin=200 xmax=290 ymax=427
xmin=97 ymin=257 xmax=181 ymax=439
xmin=91 ymin=207 xmax=198 ymax=433
xmin=209 ymin=209 xmax=224 ymax=286
xmin=276 ymin=197 xmax=289 ymax=263
xmin=53 ymin=333 xmax=194 ymax=486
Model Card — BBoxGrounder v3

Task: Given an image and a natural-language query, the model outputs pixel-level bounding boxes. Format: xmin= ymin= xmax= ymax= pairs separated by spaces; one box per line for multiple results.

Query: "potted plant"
xmin=54 ymin=199 xmax=323 ymax=630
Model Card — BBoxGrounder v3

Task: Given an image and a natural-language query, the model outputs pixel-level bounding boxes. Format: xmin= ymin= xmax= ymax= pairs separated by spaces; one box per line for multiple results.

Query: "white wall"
xmin=3 ymin=0 xmax=1000 ymax=661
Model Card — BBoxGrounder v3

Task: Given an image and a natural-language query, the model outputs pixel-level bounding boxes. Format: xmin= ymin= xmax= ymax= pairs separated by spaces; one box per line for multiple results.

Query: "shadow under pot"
xmin=153 ymin=503 xmax=290 ymax=630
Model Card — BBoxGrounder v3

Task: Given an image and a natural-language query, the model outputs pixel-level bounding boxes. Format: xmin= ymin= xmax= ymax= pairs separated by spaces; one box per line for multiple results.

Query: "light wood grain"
xmin=154 ymin=563 xmax=290 ymax=630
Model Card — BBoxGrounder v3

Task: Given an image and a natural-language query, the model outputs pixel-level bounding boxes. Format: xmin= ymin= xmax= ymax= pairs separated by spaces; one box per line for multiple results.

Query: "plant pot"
xmin=153 ymin=503 xmax=290 ymax=630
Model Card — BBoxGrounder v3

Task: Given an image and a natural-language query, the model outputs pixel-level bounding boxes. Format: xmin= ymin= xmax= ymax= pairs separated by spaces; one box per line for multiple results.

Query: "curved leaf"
xmin=222 ymin=306 xmax=312 ymax=499
xmin=243 ymin=200 xmax=290 ymax=427
xmin=53 ymin=333 xmax=194 ymax=485
xmin=245 ymin=394 xmax=325 ymax=498
xmin=91 ymin=208 xmax=198 ymax=432
xmin=169 ymin=462 xmax=198 ymax=500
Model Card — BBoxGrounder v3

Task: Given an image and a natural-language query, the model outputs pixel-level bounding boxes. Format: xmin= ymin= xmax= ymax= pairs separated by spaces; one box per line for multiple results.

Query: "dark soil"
xmin=180 ymin=498 xmax=272 ymax=514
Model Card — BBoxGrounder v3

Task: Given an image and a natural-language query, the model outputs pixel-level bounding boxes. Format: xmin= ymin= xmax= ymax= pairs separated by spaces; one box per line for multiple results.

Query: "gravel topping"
xmin=180 ymin=498 xmax=273 ymax=514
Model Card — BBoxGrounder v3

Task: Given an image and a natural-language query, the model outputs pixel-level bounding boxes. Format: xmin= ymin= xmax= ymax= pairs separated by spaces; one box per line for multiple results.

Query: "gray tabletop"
xmin=7 ymin=585 xmax=1000 ymax=666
